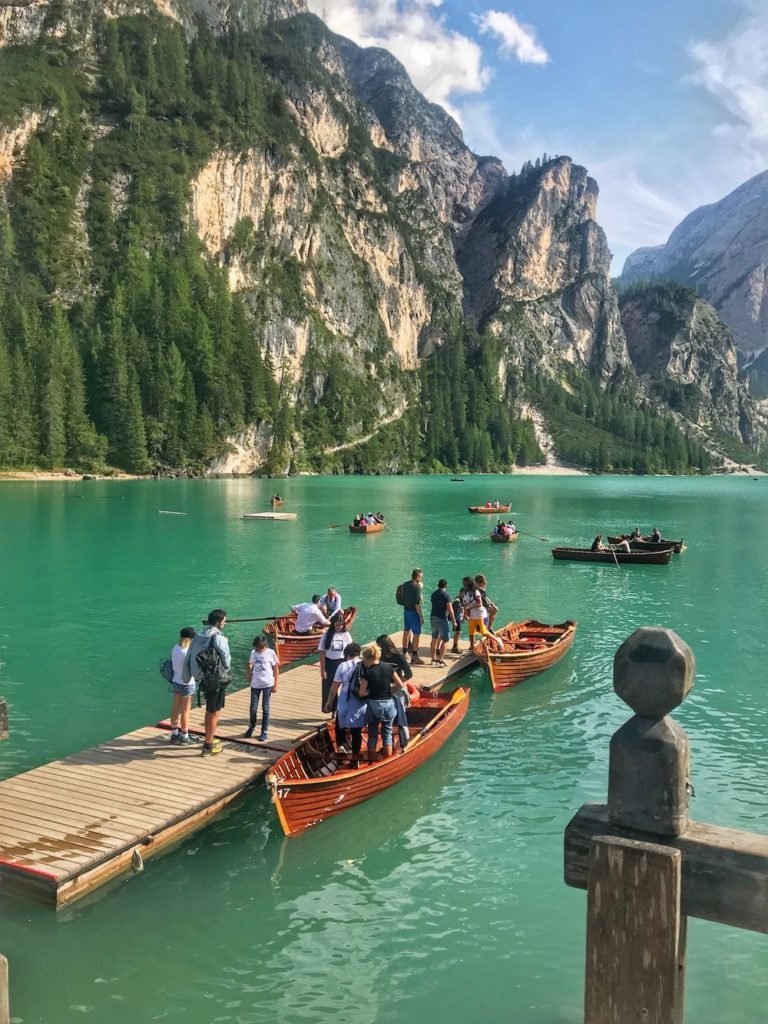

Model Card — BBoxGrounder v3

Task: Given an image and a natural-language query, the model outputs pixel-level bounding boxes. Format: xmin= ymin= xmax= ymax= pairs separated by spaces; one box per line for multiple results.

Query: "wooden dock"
xmin=0 ymin=637 xmax=477 ymax=908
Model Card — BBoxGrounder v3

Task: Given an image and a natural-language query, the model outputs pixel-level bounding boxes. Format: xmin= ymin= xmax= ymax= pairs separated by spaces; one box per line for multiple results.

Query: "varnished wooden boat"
xmin=348 ymin=521 xmax=385 ymax=534
xmin=264 ymin=606 xmax=358 ymax=664
xmin=468 ymin=504 xmax=511 ymax=514
xmin=607 ymin=535 xmax=684 ymax=553
xmin=271 ymin=497 xmax=285 ymax=507
xmin=265 ymin=687 xmax=470 ymax=835
xmin=490 ymin=531 xmax=519 ymax=544
xmin=552 ymin=547 xmax=673 ymax=565
xmin=474 ymin=619 xmax=576 ymax=691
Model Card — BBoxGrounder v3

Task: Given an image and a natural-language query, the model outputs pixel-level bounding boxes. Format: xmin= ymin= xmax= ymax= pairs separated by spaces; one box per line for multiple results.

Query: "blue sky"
xmin=307 ymin=0 xmax=768 ymax=270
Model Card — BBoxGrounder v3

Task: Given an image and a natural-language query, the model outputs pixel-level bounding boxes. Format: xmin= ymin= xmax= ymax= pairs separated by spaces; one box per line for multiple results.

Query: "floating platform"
xmin=242 ymin=512 xmax=297 ymax=521
xmin=0 ymin=637 xmax=476 ymax=908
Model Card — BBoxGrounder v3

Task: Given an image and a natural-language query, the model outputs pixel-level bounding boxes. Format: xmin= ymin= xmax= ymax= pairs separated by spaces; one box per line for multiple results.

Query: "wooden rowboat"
xmin=552 ymin=547 xmax=673 ymax=565
xmin=490 ymin=531 xmax=519 ymax=544
xmin=265 ymin=687 xmax=470 ymax=835
xmin=468 ymin=504 xmax=511 ymax=514
xmin=607 ymin=535 xmax=684 ymax=553
xmin=264 ymin=606 xmax=358 ymax=664
xmin=271 ymin=497 xmax=285 ymax=507
xmin=475 ymin=619 xmax=577 ymax=691
xmin=348 ymin=521 xmax=385 ymax=534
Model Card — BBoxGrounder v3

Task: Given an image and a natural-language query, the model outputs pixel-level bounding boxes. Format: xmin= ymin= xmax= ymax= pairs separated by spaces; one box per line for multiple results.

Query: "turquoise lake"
xmin=0 ymin=474 xmax=766 ymax=1023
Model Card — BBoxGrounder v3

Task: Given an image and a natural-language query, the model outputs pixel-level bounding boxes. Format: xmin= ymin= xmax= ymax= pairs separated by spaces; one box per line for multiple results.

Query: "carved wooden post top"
xmin=609 ymin=627 xmax=695 ymax=837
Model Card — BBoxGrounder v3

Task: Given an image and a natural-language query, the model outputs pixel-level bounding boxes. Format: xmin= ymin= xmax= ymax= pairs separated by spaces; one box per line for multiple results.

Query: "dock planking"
xmin=0 ymin=637 xmax=477 ymax=908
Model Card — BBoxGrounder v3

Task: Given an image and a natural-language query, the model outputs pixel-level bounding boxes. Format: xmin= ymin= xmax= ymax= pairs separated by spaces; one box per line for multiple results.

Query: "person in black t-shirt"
xmin=358 ymin=642 xmax=404 ymax=760
xmin=377 ymin=634 xmax=413 ymax=750
xmin=429 ymin=579 xmax=457 ymax=666
xmin=399 ymin=567 xmax=425 ymax=665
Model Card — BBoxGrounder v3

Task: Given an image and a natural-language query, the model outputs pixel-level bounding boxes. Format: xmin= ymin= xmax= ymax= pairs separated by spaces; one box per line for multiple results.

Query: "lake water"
xmin=0 ymin=474 xmax=766 ymax=1023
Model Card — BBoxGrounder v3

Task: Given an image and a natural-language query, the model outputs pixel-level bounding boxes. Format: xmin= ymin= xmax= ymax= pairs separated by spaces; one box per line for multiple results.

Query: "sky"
xmin=305 ymin=0 xmax=768 ymax=272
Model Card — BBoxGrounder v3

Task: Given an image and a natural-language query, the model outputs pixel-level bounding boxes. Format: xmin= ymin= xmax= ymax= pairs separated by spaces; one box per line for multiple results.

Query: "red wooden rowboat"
xmin=474 ymin=619 xmax=576 ymax=691
xmin=490 ymin=531 xmax=519 ymax=543
xmin=265 ymin=687 xmax=470 ymax=835
xmin=468 ymin=504 xmax=511 ymax=514
xmin=264 ymin=606 xmax=358 ymax=665
xmin=348 ymin=521 xmax=385 ymax=533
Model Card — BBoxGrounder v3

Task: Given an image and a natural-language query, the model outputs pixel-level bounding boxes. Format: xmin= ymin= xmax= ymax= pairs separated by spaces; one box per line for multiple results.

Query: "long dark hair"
xmin=375 ymin=634 xmax=399 ymax=660
xmin=323 ymin=611 xmax=346 ymax=650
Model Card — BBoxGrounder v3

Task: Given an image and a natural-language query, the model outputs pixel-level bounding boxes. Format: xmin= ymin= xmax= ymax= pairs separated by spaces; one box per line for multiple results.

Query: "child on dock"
xmin=245 ymin=635 xmax=279 ymax=742
xmin=169 ymin=627 xmax=198 ymax=745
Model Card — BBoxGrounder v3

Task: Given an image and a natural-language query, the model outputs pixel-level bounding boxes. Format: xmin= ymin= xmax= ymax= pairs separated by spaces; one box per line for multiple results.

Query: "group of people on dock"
xmin=352 ymin=512 xmax=386 ymax=527
xmin=493 ymin=519 xmax=518 ymax=539
xmin=164 ymin=564 xmax=506 ymax=759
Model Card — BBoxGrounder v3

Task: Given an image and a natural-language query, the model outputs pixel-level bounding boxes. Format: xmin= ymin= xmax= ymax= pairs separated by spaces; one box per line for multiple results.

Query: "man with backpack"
xmin=183 ymin=609 xmax=232 ymax=757
xmin=396 ymin=567 xmax=424 ymax=665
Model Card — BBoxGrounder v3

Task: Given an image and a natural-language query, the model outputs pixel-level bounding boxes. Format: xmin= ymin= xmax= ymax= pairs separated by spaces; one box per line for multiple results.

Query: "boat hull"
xmin=266 ymin=689 xmax=470 ymax=835
xmin=348 ymin=522 xmax=385 ymax=533
xmin=264 ymin=607 xmax=358 ymax=664
xmin=490 ymin=532 xmax=519 ymax=544
xmin=552 ymin=547 xmax=673 ymax=565
xmin=607 ymin=535 xmax=684 ymax=553
xmin=468 ymin=505 xmax=512 ymax=514
xmin=476 ymin=619 xmax=576 ymax=691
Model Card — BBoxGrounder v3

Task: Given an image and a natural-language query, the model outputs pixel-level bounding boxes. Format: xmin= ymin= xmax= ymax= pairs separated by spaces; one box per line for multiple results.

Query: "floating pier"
xmin=0 ymin=636 xmax=476 ymax=908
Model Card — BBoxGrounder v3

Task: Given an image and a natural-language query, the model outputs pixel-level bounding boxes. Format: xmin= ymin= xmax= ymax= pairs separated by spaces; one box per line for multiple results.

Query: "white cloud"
xmin=306 ymin=0 xmax=491 ymax=121
xmin=690 ymin=4 xmax=768 ymax=143
xmin=472 ymin=9 xmax=549 ymax=65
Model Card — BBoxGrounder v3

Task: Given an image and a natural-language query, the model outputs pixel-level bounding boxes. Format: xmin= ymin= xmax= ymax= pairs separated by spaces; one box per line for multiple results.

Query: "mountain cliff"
xmin=0 ymin=0 xmax=751 ymax=475
xmin=622 ymin=172 xmax=768 ymax=363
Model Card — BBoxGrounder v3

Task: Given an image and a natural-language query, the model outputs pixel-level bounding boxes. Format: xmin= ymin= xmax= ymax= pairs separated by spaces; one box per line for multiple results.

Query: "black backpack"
xmin=195 ymin=634 xmax=232 ymax=696
xmin=395 ymin=582 xmax=406 ymax=606
xmin=159 ymin=657 xmax=174 ymax=683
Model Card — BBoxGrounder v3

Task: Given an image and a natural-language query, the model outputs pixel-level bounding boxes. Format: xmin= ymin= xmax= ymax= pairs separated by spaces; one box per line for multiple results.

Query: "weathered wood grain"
xmin=585 ymin=836 xmax=685 ymax=1024
xmin=565 ymin=804 xmax=768 ymax=933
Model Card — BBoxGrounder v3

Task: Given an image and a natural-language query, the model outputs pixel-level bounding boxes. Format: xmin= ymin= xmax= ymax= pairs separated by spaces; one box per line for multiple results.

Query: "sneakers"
xmin=243 ymin=727 xmax=254 ymax=739
xmin=436 ymin=660 xmax=446 ymax=668
xmin=169 ymin=731 xmax=181 ymax=744
xmin=258 ymin=732 xmax=268 ymax=742
xmin=201 ymin=739 xmax=223 ymax=756
xmin=177 ymin=733 xmax=199 ymax=745
xmin=410 ymin=654 xmax=424 ymax=665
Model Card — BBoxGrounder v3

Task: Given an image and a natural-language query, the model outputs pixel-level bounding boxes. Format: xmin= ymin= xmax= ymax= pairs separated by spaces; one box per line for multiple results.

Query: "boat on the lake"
xmin=265 ymin=687 xmax=470 ymax=835
xmin=264 ymin=606 xmax=358 ymax=664
xmin=271 ymin=495 xmax=285 ymax=507
xmin=468 ymin=504 xmax=512 ymax=514
xmin=552 ymin=546 xmax=673 ymax=565
xmin=243 ymin=512 xmax=297 ymax=521
xmin=451 ymin=478 xmax=464 ymax=482
xmin=348 ymin=521 xmax=385 ymax=534
xmin=490 ymin=531 xmax=519 ymax=544
xmin=474 ymin=619 xmax=577 ymax=691
xmin=607 ymin=534 xmax=684 ymax=553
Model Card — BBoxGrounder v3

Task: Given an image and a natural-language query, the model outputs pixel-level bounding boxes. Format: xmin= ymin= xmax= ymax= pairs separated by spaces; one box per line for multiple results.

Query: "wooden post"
xmin=0 ymin=954 xmax=8 ymax=1024
xmin=0 ymin=700 xmax=8 ymax=742
xmin=585 ymin=836 xmax=686 ymax=1024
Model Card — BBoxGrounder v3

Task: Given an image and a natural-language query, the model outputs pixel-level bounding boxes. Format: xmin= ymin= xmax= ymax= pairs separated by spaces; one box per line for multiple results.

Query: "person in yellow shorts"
xmin=466 ymin=574 xmax=504 ymax=651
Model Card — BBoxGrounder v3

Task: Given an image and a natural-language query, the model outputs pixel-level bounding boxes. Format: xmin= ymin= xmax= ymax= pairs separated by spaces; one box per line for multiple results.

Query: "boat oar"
xmin=201 ymin=615 xmax=279 ymax=624
xmin=517 ymin=530 xmax=549 ymax=543
xmin=610 ymin=547 xmax=621 ymax=569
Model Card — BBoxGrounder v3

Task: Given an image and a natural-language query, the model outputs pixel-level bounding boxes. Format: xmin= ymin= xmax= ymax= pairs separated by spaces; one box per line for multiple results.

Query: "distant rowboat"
xmin=607 ymin=535 xmax=684 ymax=553
xmin=468 ymin=504 xmax=511 ymax=514
xmin=265 ymin=687 xmax=469 ymax=835
xmin=490 ymin=531 xmax=519 ymax=544
xmin=552 ymin=547 xmax=673 ymax=565
xmin=349 ymin=521 xmax=385 ymax=533
xmin=474 ymin=619 xmax=577 ymax=691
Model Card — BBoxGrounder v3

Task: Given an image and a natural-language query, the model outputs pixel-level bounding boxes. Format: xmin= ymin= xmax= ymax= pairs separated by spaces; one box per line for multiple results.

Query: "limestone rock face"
xmin=619 ymin=284 xmax=757 ymax=443
xmin=622 ymin=172 xmax=768 ymax=360
xmin=459 ymin=157 xmax=630 ymax=378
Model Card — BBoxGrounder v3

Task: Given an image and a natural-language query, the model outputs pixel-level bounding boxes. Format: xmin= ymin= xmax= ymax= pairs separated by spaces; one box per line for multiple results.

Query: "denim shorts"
xmin=403 ymin=610 xmax=422 ymax=635
xmin=430 ymin=615 xmax=450 ymax=641
xmin=171 ymin=681 xmax=195 ymax=698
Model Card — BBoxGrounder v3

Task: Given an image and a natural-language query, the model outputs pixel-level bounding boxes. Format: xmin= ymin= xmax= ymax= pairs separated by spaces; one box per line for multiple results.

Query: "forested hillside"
xmin=0 ymin=2 xmax=754 ymax=476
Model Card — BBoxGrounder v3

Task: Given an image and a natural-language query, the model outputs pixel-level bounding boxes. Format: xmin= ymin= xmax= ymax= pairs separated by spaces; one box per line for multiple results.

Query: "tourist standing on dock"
xmin=318 ymin=612 xmax=353 ymax=711
xmin=399 ymin=567 xmax=425 ymax=664
xmin=429 ymin=579 xmax=457 ymax=667
xmin=451 ymin=577 xmax=473 ymax=654
xmin=466 ymin=578 xmax=504 ymax=652
xmin=169 ymin=627 xmax=198 ymax=745
xmin=325 ymin=642 xmax=365 ymax=757
xmin=183 ymin=610 xmax=232 ymax=756
xmin=244 ymin=635 xmax=279 ymax=742
xmin=292 ymin=596 xmax=330 ymax=634
xmin=358 ymin=642 xmax=402 ymax=761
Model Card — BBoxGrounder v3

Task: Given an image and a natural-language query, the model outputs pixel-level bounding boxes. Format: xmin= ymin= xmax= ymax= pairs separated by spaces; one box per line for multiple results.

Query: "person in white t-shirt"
xmin=292 ymin=596 xmax=330 ymax=634
xmin=169 ymin=627 xmax=198 ymax=746
xmin=244 ymin=635 xmax=279 ymax=742
xmin=318 ymin=612 xmax=354 ymax=712
xmin=467 ymin=574 xmax=504 ymax=652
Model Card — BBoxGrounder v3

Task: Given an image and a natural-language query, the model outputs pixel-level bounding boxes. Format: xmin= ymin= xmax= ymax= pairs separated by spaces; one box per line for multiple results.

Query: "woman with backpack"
xmin=318 ymin=612 xmax=353 ymax=712
xmin=324 ymin=643 xmax=365 ymax=759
